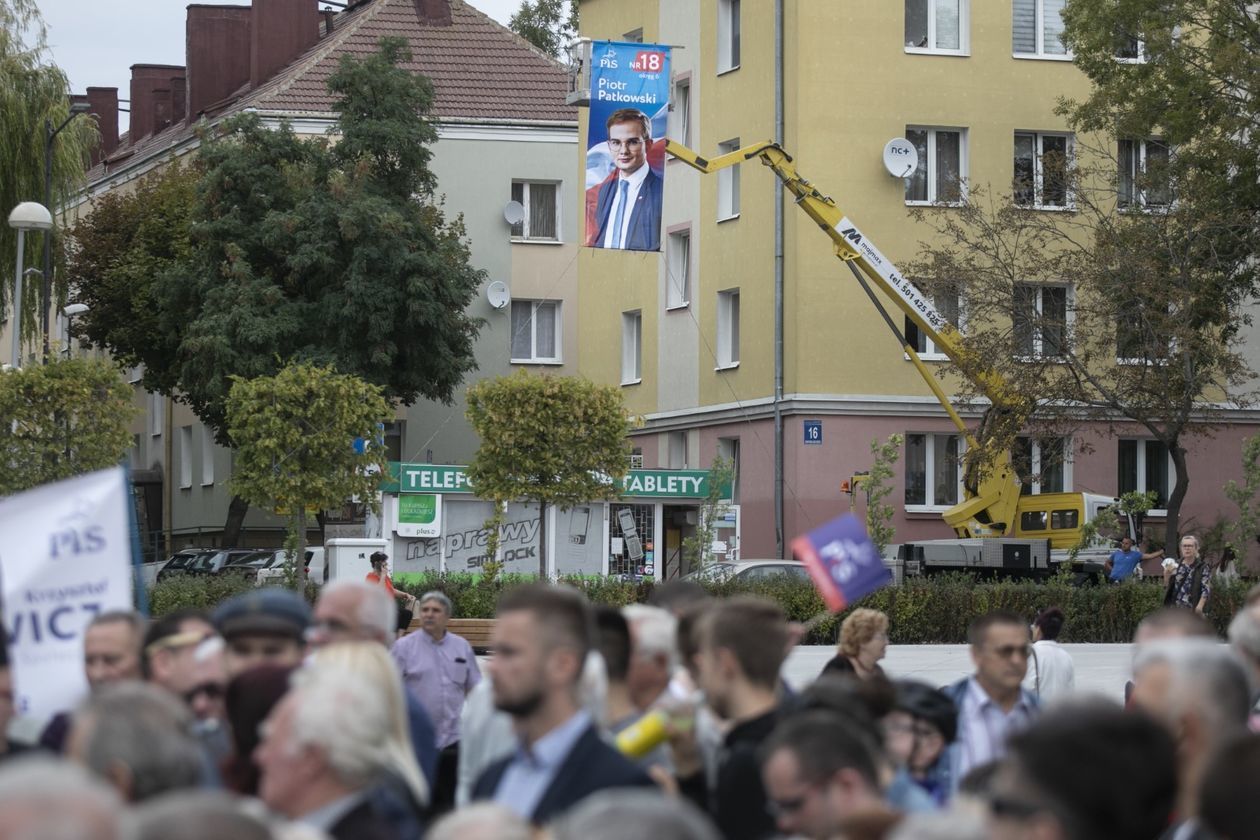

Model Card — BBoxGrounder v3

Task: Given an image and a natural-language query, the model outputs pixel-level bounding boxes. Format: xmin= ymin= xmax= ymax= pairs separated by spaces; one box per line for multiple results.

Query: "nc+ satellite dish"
xmin=882 ymin=138 xmax=919 ymax=179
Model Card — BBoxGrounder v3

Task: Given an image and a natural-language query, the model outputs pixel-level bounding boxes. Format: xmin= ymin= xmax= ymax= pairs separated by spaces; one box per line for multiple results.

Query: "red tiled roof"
xmin=89 ymin=0 xmax=575 ymax=182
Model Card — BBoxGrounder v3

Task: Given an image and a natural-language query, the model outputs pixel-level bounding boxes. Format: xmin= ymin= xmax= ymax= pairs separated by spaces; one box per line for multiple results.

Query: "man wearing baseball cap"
xmin=212 ymin=588 xmax=311 ymax=680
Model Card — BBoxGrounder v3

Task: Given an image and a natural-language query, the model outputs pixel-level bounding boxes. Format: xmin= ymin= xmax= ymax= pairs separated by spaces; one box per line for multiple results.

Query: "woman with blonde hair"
xmin=305 ymin=642 xmax=430 ymax=823
xmin=821 ymin=608 xmax=890 ymax=680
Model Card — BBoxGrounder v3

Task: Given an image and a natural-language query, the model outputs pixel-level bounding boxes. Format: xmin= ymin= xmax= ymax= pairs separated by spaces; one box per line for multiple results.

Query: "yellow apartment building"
xmin=576 ymin=0 xmax=1260 ymax=568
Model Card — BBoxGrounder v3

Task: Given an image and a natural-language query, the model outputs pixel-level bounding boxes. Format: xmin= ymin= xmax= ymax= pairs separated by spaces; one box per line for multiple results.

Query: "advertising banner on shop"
xmin=583 ymin=40 xmax=671 ymax=252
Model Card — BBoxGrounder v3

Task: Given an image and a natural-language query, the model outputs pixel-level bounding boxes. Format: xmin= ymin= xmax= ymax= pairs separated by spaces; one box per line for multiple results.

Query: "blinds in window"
xmin=1043 ymin=0 xmax=1067 ymax=54
xmin=1013 ymin=0 xmax=1036 ymax=53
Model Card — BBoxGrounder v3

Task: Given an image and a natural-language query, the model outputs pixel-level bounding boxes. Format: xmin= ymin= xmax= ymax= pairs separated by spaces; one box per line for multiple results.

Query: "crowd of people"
xmin=2 ymin=554 xmax=1260 ymax=840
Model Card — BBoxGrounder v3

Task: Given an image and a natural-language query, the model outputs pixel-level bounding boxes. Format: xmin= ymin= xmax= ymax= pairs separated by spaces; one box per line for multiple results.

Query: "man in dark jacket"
xmin=472 ymin=584 xmax=651 ymax=824
xmin=675 ymin=597 xmax=790 ymax=840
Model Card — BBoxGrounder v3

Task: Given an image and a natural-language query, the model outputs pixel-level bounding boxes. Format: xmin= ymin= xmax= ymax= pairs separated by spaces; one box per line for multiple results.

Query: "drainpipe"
xmin=773 ymin=0 xmax=785 ymax=557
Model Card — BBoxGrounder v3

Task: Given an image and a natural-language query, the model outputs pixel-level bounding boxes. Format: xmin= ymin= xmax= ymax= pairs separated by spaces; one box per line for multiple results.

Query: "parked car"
xmin=256 ymin=547 xmax=327 ymax=585
xmin=156 ymin=548 xmax=269 ymax=582
xmin=217 ymin=549 xmax=285 ymax=583
xmin=682 ymin=560 xmax=810 ymax=584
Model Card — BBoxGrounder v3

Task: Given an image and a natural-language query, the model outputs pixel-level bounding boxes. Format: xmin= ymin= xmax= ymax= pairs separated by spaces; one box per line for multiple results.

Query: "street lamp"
xmin=8 ymin=201 xmax=53 ymax=369
xmin=62 ymin=302 xmax=88 ymax=357
xmin=43 ymin=101 xmax=93 ymax=361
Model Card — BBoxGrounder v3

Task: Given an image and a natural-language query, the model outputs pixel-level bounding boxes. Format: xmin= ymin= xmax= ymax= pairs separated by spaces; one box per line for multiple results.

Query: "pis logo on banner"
xmin=790 ymin=513 xmax=892 ymax=612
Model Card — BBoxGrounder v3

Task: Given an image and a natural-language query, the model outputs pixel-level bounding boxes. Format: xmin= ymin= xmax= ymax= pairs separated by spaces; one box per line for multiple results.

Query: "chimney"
xmin=250 ymin=0 xmax=319 ymax=89
xmin=414 ymin=0 xmax=451 ymax=25
xmin=129 ymin=64 xmax=185 ymax=142
xmin=321 ymin=8 xmax=334 ymax=36
xmin=170 ymin=71 xmax=187 ymax=123
xmin=85 ymin=87 xmax=120 ymax=163
xmin=186 ymin=5 xmax=252 ymax=122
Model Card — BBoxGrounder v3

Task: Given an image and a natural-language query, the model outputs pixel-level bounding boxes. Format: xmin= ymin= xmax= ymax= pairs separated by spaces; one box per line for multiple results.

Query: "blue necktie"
xmin=611 ymin=179 xmax=629 ymax=248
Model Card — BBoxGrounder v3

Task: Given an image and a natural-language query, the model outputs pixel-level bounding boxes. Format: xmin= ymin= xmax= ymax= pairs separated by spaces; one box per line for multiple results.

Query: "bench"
xmin=405 ymin=616 xmax=497 ymax=655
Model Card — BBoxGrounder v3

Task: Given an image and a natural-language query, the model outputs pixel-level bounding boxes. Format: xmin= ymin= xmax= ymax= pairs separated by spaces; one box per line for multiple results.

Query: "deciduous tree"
xmin=0 ymin=358 xmax=136 ymax=495
xmin=509 ymin=0 xmax=578 ymax=61
xmin=226 ymin=362 xmax=389 ymax=585
xmin=465 ymin=371 xmax=630 ymax=576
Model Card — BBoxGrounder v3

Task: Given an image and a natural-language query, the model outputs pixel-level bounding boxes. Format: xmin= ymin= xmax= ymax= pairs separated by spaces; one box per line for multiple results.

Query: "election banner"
xmin=790 ymin=513 xmax=892 ymax=612
xmin=584 ymin=40 xmax=671 ymax=252
xmin=0 ymin=467 xmax=136 ymax=716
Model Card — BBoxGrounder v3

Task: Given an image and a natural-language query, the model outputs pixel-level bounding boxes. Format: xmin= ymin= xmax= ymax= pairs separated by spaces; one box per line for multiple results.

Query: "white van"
xmin=256 ymin=547 xmax=327 ymax=585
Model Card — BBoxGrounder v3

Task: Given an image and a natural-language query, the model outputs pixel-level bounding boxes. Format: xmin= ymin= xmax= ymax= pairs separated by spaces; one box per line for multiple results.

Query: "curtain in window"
xmin=1013 ymin=0 xmax=1036 ymax=53
xmin=936 ymin=0 xmax=961 ymax=49
xmin=905 ymin=0 xmax=929 ymax=47
xmin=535 ymin=302 xmax=556 ymax=357
xmin=510 ymin=183 xmax=525 ymax=237
xmin=935 ymin=131 xmax=961 ymax=202
xmin=906 ymin=129 xmax=929 ymax=201
xmin=934 ymin=435 xmax=959 ymax=505
xmin=510 ymin=301 xmax=533 ymax=359
xmin=905 ymin=434 xmax=927 ymax=505
xmin=1014 ymin=133 xmax=1036 ymax=205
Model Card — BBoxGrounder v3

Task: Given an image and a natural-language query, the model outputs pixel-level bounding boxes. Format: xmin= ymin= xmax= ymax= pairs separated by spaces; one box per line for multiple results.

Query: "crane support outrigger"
xmin=666 ymin=139 xmax=1119 ymax=573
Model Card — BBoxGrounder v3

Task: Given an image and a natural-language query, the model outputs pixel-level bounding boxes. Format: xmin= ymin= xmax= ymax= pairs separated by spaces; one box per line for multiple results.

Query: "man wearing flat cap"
xmin=212 ymin=588 xmax=311 ymax=680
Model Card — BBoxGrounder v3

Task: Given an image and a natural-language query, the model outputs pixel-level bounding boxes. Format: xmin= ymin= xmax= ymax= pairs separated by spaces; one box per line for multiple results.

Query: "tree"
xmin=680 ymin=456 xmax=734 ymax=571
xmin=907 ymin=139 xmax=1257 ymax=552
xmin=226 ymin=362 xmax=389 ymax=585
xmin=509 ymin=0 xmax=578 ymax=61
xmin=858 ymin=434 xmax=903 ymax=560
xmin=0 ymin=358 xmax=136 ymax=495
xmin=465 ymin=371 xmax=631 ymax=576
xmin=69 ymin=37 xmax=484 ymax=544
xmin=1 ymin=0 xmax=97 ymax=329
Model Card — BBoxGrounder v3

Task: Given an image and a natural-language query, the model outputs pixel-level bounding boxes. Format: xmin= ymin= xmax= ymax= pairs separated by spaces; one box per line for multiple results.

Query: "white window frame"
xmin=201 ymin=425 xmax=215 ymax=486
xmin=1118 ymin=138 xmax=1172 ymax=211
xmin=904 ymin=0 xmax=970 ymax=55
xmin=905 ymin=432 xmax=965 ymax=511
xmin=179 ymin=425 xmax=193 ymax=490
xmin=667 ymin=229 xmax=691 ymax=310
xmin=671 ymin=78 xmax=691 ymax=146
xmin=509 ymin=180 xmax=561 ymax=243
xmin=1115 ymin=35 xmax=1145 ymax=63
xmin=904 ymin=126 xmax=968 ymax=206
xmin=1117 ymin=438 xmax=1172 ymax=516
xmin=1013 ymin=0 xmax=1072 ymax=60
xmin=1015 ymin=436 xmax=1073 ymax=494
xmin=717 ymin=288 xmax=740 ymax=370
xmin=149 ymin=392 xmax=163 ymax=437
xmin=717 ymin=0 xmax=741 ymax=74
xmin=905 ymin=286 xmax=964 ymax=361
xmin=1013 ymin=282 xmax=1073 ymax=360
xmin=622 ymin=310 xmax=642 ymax=385
xmin=1013 ymin=131 xmax=1074 ymax=210
xmin=667 ymin=431 xmax=689 ymax=469
xmin=510 ymin=299 xmax=562 ymax=365
xmin=623 ymin=27 xmax=644 ymax=43
xmin=717 ymin=137 xmax=741 ymax=220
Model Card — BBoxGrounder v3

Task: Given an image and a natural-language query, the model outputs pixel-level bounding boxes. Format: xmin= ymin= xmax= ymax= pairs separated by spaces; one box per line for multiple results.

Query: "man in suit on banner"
xmin=591 ymin=108 xmax=663 ymax=252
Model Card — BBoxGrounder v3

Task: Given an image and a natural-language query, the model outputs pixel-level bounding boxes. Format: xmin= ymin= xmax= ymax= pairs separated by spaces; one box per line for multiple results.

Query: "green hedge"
xmin=148 ymin=572 xmax=1255 ymax=644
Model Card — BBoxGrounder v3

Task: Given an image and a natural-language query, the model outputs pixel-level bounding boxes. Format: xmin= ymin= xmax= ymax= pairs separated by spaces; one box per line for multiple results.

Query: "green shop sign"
xmin=383 ymin=464 xmax=719 ymax=500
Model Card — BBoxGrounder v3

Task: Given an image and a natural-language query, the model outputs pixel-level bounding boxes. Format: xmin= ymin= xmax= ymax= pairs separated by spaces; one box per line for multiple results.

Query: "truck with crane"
xmin=663 ymin=138 xmax=1123 ymax=579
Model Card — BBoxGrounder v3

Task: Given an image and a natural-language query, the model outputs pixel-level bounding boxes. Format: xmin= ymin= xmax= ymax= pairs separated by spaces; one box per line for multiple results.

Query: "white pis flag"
xmin=0 ymin=467 xmax=136 ymax=717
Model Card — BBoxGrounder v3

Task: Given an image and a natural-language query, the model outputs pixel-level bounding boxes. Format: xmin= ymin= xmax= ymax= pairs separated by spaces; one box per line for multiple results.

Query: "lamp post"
xmin=8 ymin=201 xmax=53 ymax=369
xmin=42 ymin=102 xmax=93 ymax=362
xmin=62 ymin=302 xmax=88 ymax=357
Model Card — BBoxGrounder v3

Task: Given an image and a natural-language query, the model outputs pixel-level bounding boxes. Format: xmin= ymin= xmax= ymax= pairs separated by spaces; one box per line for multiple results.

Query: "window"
xmin=1013 ymin=283 xmax=1069 ymax=358
xmin=1013 ymin=0 xmax=1069 ymax=58
xmin=179 ymin=425 xmax=193 ymax=489
xmin=667 ymin=431 xmax=688 ymax=468
xmin=905 ymin=0 xmax=967 ymax=53
xmin=718 ymin=437 xmax=740 ymax=502
xmin=1014 ymin=132 xmax=1072 ymax=208
xmin=382 ymin=421 xmax=404 ymax=463
xmin=201 ymin=426 xmax=215 ymax=486
xmin=905 ymin=127 xmax=965 ymax=205
xmin=509 ymin=181 xmax=559 ymax=241
xmin=130 ymin=434 xmax=141 ymax=469
xmin=717 ymin=137 xmax=741 ymax=219
xmin=1014 ymin=436 xmax=1071 ymax=494
xmin=905 ymin=433 xmax=962 ymax=508
xmin=1115 ymin=34 xmax=1144 ymax=62
xmin=149 ymin=392 xmax=163 ymax=437
xmin=667 ymin=230 xmax=691 ymax=309
xmin=623 ymin=27 xmax=644 ymax=43
xmin=671 ymin=78 xmax=691 ymax=146
xmin=905 ymin=283 xmax=962 ymax=359
xmin=510 ymin=300 xmax=561 ymax=363
xmin=1115 ymin=297 xmax=1170 ymax=364
xmin=718 ymin=0 xmax=740 ymax=72
xmin=717 ymin=288 xmax=740 ymax=369
xmin=1118 ymin=439 xmax=1169 ymax=510
xmin=622 ymin=310 xmax=642 ymax=384
xmin=1118 ymin=139 xmax=1171 ymax=209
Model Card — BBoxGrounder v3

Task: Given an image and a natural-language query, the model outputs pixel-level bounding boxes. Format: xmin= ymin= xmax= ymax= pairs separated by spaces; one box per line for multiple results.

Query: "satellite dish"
xmin=486 ymin=280 xmax=510 ymax=310
xmin=503 ymin=200 xmax=526 ymax=226
xmin=882 ymin=138 xmax=919 ymax=178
